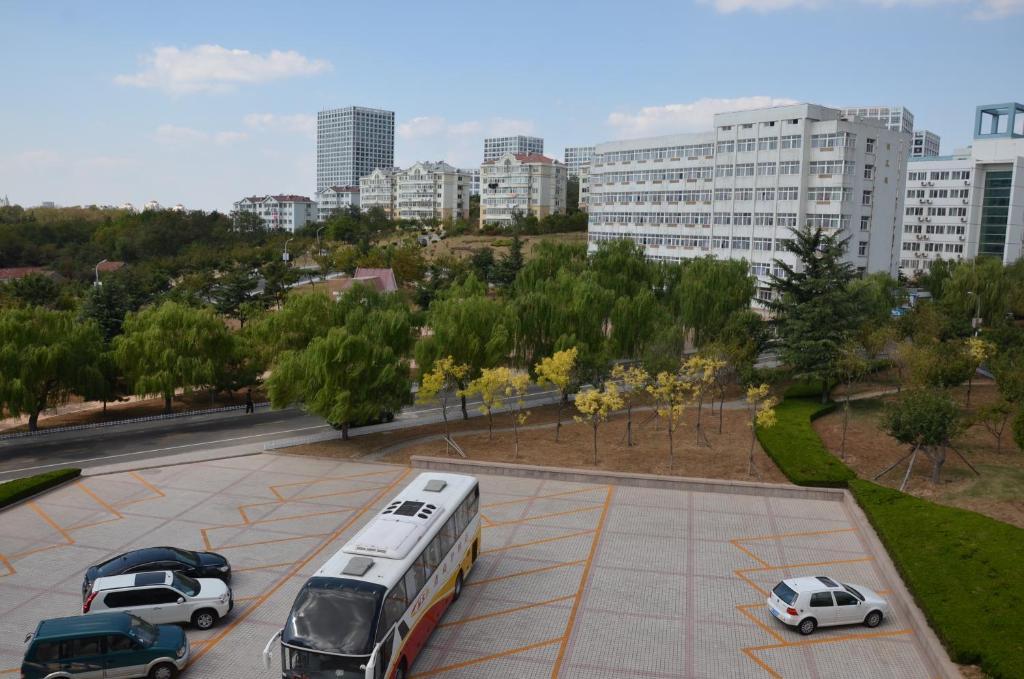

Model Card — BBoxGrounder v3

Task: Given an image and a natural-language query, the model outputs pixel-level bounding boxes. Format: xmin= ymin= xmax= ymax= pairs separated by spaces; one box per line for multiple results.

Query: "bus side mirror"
xmin=262 ymin=630 xmax=281 ymax=669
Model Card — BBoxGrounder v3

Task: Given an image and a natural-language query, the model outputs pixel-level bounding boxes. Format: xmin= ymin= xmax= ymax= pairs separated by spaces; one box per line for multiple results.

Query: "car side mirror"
xmin=177 ymin=597 xmax=185 ymax=604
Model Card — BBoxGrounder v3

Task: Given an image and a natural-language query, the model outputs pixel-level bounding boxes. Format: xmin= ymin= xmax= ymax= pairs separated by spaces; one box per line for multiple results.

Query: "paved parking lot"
xmin=0 ymin=454 xmax=946 ymax=678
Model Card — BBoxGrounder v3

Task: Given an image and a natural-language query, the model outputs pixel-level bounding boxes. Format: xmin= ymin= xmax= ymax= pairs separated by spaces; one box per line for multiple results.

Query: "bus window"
xmin=438 ymin=516 xmax=456 ymax=555
xmin=404 ymin=564 xmax=425 ymax=602
xmin=416 ymin=551 xmax=433 ymax=585
xmin=379 ymin=579 xmax=408 ymax=639
xmin=425 ymin=535 xmax=444 ymax=572
xmin=469 ymin=485 xmax=480 ymax=515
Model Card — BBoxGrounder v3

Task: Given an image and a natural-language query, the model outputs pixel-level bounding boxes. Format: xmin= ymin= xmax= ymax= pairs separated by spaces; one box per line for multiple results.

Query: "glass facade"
xmin=979 ymin=170 xmax=1012 ymax=258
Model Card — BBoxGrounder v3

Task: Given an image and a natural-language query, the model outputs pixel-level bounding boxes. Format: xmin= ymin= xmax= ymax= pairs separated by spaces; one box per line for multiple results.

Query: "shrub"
xmin=756 ymin=398 xmax=855 ymax=487
xmin=0 ymin=468 xmax=81 ymax=509
xmin=850 ymin=480 xmax=1024 ymax=679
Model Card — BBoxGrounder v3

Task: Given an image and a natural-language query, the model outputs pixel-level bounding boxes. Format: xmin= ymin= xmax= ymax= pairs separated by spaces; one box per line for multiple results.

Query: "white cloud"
xmin=14 ymin=149 xmax=63 ymax=167
xmin=608 ymin=96 xmax=799 ymax=137
xmin=700 ymin=0 xmax=1023 ymax=16
xmin=154 ymin=124 xmax=246 ymax=146
xmin=398 ymin=116 xmax=449 ymax=140
xmin=243 ymin=113 xmax=316 ymax=136
xmin=393 ymin=116 xmax=539 ymax=167
xmin=115 ymin=45 xmax=331 ymax=94
xmin=487 ymin=118 xmax=536 ymax=137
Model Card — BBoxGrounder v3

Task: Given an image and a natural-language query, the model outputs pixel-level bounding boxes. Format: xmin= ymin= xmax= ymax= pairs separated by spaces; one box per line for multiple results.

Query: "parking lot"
xmin=0 ymin=453 xmax=947 ymax=678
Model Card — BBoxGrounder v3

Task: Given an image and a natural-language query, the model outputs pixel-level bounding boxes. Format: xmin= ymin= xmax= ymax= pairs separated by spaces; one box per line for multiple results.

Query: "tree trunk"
xmin=28 ymin=410 xmax=39 ymax=432
xmin=487 ymin=411 xmax=494 ymax=440
xmin=341 ymin=422 xmax=350 ymax=441
xmin=748 ymin=416 xmax=757 ymax=477
xmin=461 ymin=393 xmax=469 ymax=420
xmin=966 ymin=373 xmax=973 ymax=407
xmin=626 ymin=404 xmax=633 ymax=447
xmin=442 ymin=403 xmax=450 ymax=456
xmin=667 ymin=424 xmax=674 ymax=471
xmin=718 ymin=391 xmax=725 ymax=434
xmin=593 ymin=423 xmax=599 ymax=465
xmin=163 ymin=393 xmax=173 ymax=414
xmin=510 ymin=412 xmax=520 ymax=459
xmin=840 ymin=395 xmax=850 ymax=460
xmin=555 ymin=397 xmax=564 ymax=442
xmin=928 ymin=446 xmax=946 ymax=484
xmin=821 ymin=385 xmax=829 ymax=404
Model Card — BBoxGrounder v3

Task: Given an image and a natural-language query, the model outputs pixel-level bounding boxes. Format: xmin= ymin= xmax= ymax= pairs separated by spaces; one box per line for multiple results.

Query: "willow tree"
xmin=0 ymin=308 xmax=105 ymax=431
xmin=667 ymin=257 xmax=755 ymax=347
xmin=113 ymin=301 xmax=235 ymax=413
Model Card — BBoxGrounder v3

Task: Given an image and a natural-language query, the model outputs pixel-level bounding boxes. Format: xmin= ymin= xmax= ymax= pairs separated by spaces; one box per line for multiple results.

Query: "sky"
xmin=1 ymin=0 xmax=1023 ymax=212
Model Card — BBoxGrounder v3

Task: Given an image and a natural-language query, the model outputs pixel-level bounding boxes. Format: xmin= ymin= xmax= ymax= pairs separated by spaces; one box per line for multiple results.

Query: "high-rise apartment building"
xmin=460 ymin=168 xmax=481 ymax=196
xmin=395 ymin=162 xmax=470 ymax=222
xmin=899 ymin=102 xmax=1024 ymax=276
xmin=912 ymin=130 xmax=941 ymax=158
xmin=317 ymin=106 xmax=395 ymax=192
xmin=564 ymin=146 xmax=595 ymax=179
xmin=359 ymin=168 xmax=399 ymax=218
xmin=483 ymin=135 xmax=543 ymax=163
xmin=480 ymin=153 xmax=567 ymax=226
xmin=587 ymin=103 xmax=906 ymax=299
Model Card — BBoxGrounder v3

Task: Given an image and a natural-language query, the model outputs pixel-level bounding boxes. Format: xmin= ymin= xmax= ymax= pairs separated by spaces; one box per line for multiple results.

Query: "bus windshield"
xmin=282 ymin=646 xmax=368 ymax=679
xmin=283 ymin=577 xmax=385 ymax=657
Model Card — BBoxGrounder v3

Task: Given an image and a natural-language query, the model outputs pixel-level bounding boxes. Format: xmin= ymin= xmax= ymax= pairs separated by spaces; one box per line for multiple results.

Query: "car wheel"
xmin=192 ymin=608 xmax=219 ymax=630
xmin=149 ymin=662 xmax=178 ymax=679
xmin=452 ymin=572 xmax=464 ymax=602
xmin=864 ymin=610 xmax=883 ymax=628
xmin=798 ymin=617 xmax=817 ymax=635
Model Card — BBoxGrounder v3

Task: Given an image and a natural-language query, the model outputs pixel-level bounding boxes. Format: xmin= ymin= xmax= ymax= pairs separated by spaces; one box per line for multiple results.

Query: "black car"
xmin=82 ymin=547 xmax=231 ymax=601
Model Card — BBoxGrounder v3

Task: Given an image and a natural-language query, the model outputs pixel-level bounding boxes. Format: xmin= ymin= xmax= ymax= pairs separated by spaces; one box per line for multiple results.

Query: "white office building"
xmin=577 ymin=163 xmax=591 ymax=212
xmin=912 ymin=130 xmax=941 ymax=158
xmin=395 ymin=161 xmax=471 ymax=223
xmin=359 ymin=168 xmax=399 ymax=218
xmin=316 ymin=186 xmax=360 ymax=222
xmin=460 ymin=168 xmax=481 ymax=196
xmin=899 ymin=103 xmax=1024 ymax=276
xmin=587 ymin=103 xmax=906 ymax=298
xmin=317 ymin=106 xmax=395 ymax=191
xmin=483 ymin=135 xmax=543 ymax=163
xmin=841 ymin=106 xmax=915 ymax=136
xmin=564 ymin=146 xmax=594 ymax=179
xmin=233 ymin=195 xmax=317 ymax=232
xmin=480 ymin=153 xmax=567 ymax=226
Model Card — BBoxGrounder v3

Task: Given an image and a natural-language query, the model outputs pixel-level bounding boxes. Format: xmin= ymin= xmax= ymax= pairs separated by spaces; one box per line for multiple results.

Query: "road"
xmin=0 ymin=387 xmax=562 ymax=482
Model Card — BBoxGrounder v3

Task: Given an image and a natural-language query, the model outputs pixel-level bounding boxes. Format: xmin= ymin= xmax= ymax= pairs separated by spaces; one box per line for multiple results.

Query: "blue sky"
xmin=1 ymin=0 xmax=1022 ymax=211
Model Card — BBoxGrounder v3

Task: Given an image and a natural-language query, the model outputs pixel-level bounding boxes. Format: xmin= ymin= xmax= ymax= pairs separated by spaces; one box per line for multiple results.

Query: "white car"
xmin=767 ymin=575 xmax=889 ymax=635
xmin=84 ymin=570 xmax=233 ymax=630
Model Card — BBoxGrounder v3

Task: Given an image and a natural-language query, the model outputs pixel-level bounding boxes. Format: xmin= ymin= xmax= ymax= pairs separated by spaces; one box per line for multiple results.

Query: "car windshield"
xmin=843 ymin=584 xmax=865 ymax=601
xmin=772 ymin=582 xmax=798 ymax=606
xmin=283 ymin=577 xmax=384 ymax=657
xmin=171 ymin=572 xmax=200 ymax=597
xmin=282 ymin=646 xmax=368 ymax=679
xmin=129 ymin=616 xmax=158 ymax=647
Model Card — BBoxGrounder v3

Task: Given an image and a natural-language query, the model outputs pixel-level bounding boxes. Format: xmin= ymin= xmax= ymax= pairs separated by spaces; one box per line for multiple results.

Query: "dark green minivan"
xmin=21 ymin=612 xmax=189 ymax=679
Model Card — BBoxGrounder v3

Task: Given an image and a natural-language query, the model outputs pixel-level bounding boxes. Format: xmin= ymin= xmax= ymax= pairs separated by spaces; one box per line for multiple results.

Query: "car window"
xmin=107 ymin=635 xmax=134 ymax=652
xmin=125 ymin=563 xmax=157 ymax=575
xmin=134 ymin=572 xmax=166 ymax=587
xmin=151 ymin=588 xmax=183 ymax=604
xmin=129 ymin=588 xmax=165 ymax=607
xmin=771 ymin=582 xmax=798 ymax=606
xmin=809 ymin=592 xmax=834 ymax=607
xmin=834 ymin=591 xmax=859 ymax=606
xmin=843 ymin=584 xmax=865 ymax=601
xmin=103 ymin=591 xmax=137 ymax=609
xmin=69 ymin=637 xmax=103 ymax=656
xmin=31 ymin=642 xmax=60 ymax=662
xmin=167 ymin=548 xmax=199 ymax=566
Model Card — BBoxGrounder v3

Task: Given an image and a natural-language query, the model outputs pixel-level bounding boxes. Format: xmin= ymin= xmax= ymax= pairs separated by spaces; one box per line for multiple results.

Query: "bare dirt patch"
xmin=814 ymin=380 xmax=1024 ymax=529
xmin=285 ymin=401 xmax=788 ymax=484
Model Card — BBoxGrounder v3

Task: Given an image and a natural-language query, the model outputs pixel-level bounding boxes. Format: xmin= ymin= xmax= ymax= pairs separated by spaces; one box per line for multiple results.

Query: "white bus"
xmin=263 ymin=472 xmax=481 ymax=679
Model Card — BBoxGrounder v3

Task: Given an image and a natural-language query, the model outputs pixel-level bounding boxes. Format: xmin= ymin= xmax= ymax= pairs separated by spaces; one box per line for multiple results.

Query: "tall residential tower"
xmin=483 ymin=135 xmax=543 ymax=163
xmin=317 ymin=106 xmax=395 ymax=192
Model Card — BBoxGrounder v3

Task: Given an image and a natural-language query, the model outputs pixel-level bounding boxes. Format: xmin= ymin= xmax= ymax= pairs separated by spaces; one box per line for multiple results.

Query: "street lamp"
xmin=283 ymin=238 xmax=294 ymax=263
xmin=316 ymin=226 xmax=326 ymax=256
xmin=94 ymin=259 xmax=108 ymax=287
xmin=967 ymin=291 xmax=982 ymax=336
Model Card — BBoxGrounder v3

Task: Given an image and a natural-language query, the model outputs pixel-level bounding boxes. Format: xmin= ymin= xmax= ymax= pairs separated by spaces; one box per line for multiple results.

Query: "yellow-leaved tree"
xmin=462 ymin=366 xmax=507 ymax=440
xmin=682 ymin=355 xmax=726 ymax=447
xmin=504 ymin=369 xmax=532 ymax=459
xmin=646 ymin=371 xmax=691 ymax=470
xmin=611 ymin=364 xmax=649 ymax=447
xmin=575 ymin=382 xmax=625 ymax=464
xmin=535 ymin=347 xmax=578 ymax=442
xmin=416 ymin=356 xmax=469 ymax=455
xmin=746 ymin=384 xmax=778 ymax=477
xmin=964 ymin=337 xmax=996 ymax=407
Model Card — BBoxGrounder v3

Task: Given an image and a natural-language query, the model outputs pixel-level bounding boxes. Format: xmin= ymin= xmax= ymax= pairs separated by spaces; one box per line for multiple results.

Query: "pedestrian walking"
xmin=245 ymin=388 xmax=255 ymax=414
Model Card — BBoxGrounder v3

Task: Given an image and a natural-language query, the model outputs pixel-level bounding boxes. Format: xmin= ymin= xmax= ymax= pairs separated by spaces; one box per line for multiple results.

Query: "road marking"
xmin=465 ymin=559 xmax=586 ymax=587
xmin=481 ymin=529 xmax=596 ymax=556
xmin=438 ymin=594 xmax=576 ymax=628
xmin=409 ymin=637 xmax=563 ymax=679
xmin=550 ymin=484 xmax=615 ymax=678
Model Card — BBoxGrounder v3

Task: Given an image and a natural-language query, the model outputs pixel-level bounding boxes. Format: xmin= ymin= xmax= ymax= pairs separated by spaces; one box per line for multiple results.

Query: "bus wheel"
xmin=395 ymin=659 xmax=408 ymax=679
xmin=453 ymin=571 xmax=464 ymax=602
xmin=472 ymin=539 xmax=479 ymax=562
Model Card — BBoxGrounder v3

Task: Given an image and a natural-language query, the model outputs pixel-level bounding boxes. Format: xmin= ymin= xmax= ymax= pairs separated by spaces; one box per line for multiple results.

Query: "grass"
xmin=947 ymin=464 xmax=1024 ymax=502
xmin=0 ymin=468 xmax=81 ymax=509
xmin=850 ymin=479 xmax=1024 ymax=679
xmin=755 ymin=399 xmax=856 ymax=487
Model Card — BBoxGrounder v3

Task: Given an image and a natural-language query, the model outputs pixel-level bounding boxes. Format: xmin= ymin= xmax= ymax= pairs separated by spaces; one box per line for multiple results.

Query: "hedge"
xmin=755 ymin=398 xmax=856 ymax=487
xmin=0 ymin=468 xmax=81 ymax=510
xmin=850 ymin=480 xmax=1024 ymax=679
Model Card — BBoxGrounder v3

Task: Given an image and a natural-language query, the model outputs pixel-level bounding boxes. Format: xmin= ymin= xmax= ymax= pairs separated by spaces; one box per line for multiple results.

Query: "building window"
xmin=864 ymin=165 xmax=874 ymax=180
xmin=862 ymin=191 xmax=872 ymax=206
xmin=860 ymin=215 xmax=870 ymax=231
xmin=866 ymin=138 xmax=875 ymax=153
xmin=858 ymin=241 xmax=868 ymax=256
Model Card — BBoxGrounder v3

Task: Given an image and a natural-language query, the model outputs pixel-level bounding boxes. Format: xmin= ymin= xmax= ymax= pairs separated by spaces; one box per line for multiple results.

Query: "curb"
xmin=409 ymin=456 xmax=844 ymax=502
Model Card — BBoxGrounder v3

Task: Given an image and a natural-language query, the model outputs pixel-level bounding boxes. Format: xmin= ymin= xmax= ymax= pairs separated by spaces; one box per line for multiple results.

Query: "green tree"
xmin=414 ymin=275 xmax=511 ymax=419
xmin=260 ymin=259 xmax=300 ymax=308
xmin=2 ymin=273 xmax=65 ymax=309
xmin=267 ymin=327 xmax=410 ymax=440
xmin=493 ymin=232 xmax=524 ymax=287
xmin=0 ymin=307 xmax=105 ymax=430
xmin=214 ymin=265 xmax=260 ymax=325
xmin=908 ymin=341 xmax=974 ymax=390
xmin=835 ymin=341 xmax=869 ymax=459
xmin=884 ymin=388 xmax=963 ymax=486
xmin=113 ymin=301 xmax=234 ymax=413
xmin=469 ymin=247 xmax=496 ymax=284
xmin=767 ymin=225 xmax=866 ymax=403
xmin=940 ymin=258 xmax=1010 ymax=334
xmin=667 ymin=257 xmax=756 ymax=346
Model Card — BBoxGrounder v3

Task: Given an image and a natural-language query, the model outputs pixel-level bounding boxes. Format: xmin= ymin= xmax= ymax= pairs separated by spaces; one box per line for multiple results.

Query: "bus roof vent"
xmin=342 ymin=556 xmax=374 ymax=577
xmin=424 ymin=479 xmax=447 ymax=493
